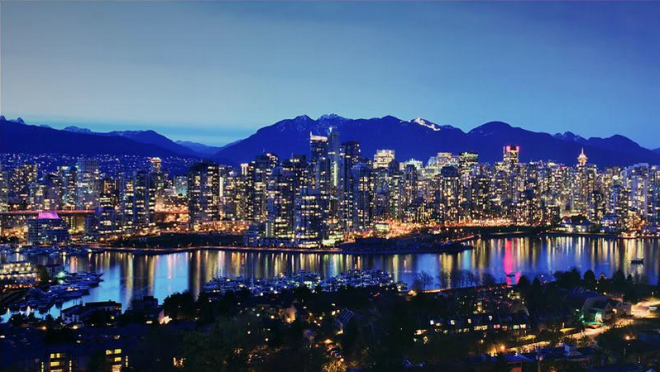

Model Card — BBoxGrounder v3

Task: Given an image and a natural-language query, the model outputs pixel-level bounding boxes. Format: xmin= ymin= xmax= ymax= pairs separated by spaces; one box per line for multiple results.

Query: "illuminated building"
xmin=106 ymin=348 xmax=128 ymax=372
xmin=351 ymin=163 xmax=374 ymax=230
xmin=187 ymin=161 xmax=221 ymax=227
xmin=295 ymin=187 xmax=327 ymax=248
xmin=328 ymin=128 xmax=341 ymax=190
xmin=458 ymin=152 xmax=478 ymax=174
xmin=10 ymin=164 xmax=37 ymax=205
xmin=119 ymin=174 xmax=136 ymax=231
xmin=75 ymin=158 xmax=100 ymax=210
xmin=43 ymin=352 xmax=73 ymax=372
xmin=339 ymin=141 xmax=360 ymax=230
xmin=0 ymin=165 xmax=8 ymax=212
xmin=174 ymin=175 xmax=188 ymax=196
xmin=134 ymin=170 xmax=157 ymax=227
xmin=438 ymin=166 xmax=462 ymax=223
xmin=246 ymin=153 xmax=279 ymax=222
xmin=58 ymin=165 xmax=77 ymax=210
xmin=265 ymin=167 xmax=296 ymax=240
xmin=436 ymin=152 xmax=454 ymax=168
xmin=502 ymin=145 xmax=520 ymax=170
xmin=27 ymin=211 xmax=70 ymax=245
xmin=578 ymin=148 xmax=588 ymax=167
xmin=373 ymin=149 xmax=395 ymax=169
xmin=100 ymin=177 xmax=119 ymax=209
xmin=623 ymin=163 xmax=650 ymax=220
xmin=86 ymin=206 xmax=119 ymax=238
xmin=0 ymin=261 xmax=37 ymax=281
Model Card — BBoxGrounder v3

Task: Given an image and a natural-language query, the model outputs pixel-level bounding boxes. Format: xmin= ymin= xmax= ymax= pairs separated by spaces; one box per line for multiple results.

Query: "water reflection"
xmin=2 ymin=236 xmax=660 ymax=320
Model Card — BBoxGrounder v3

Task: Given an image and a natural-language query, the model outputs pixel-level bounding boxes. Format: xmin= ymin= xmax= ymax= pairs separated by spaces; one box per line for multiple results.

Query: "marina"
xmin=2 ymin=236 xmax=660 ymax=321
xmin=202 ymin=269 xmax=407 ymax=297
xmin=6 ymin=271 xmax=103 ymax=314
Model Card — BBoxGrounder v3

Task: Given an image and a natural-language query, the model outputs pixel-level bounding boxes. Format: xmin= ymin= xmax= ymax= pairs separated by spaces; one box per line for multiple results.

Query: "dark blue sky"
xmin=1 ymin=1 xmax=659 ymax=147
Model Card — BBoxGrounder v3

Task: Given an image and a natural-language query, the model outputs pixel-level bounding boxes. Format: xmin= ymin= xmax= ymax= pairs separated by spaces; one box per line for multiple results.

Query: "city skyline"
xmin=2 ymin=1 xmax=660 ymax=146
xmin=4 ymin=2 xmax=660 ymax=371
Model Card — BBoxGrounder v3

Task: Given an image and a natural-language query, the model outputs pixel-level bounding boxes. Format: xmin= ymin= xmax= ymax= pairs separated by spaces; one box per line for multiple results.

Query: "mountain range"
xmin=2 ymin=114 xmax=659 ymax=167
xmin=214 ymin=114 xmax=660 ymax=167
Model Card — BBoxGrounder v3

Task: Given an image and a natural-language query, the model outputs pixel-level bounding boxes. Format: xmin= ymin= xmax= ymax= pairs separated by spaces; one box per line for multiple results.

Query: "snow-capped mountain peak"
xmin=412 ymin=117 xmax=441 ymax=131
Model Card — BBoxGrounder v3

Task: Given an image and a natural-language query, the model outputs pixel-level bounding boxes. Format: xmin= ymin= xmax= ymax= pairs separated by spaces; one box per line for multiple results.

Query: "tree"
xmin=182 ymin=316 xmax=262 ymax=372
xmin=517 ymin=275 xmax=531 ymax=291
xmin=583 ymin=270 xmax=596 ymax=286
xmin=612 ymin=270 xmax=626 ymax=290
xmin=87 ymin=351 xmax=107 ymax=372
xmin=36 ymin=265 xmax=50 ymax=285
xmin=163 ymin=291 xmax=196 ymax=320
xmin=412 ymin=271 xmax=434 ymax=291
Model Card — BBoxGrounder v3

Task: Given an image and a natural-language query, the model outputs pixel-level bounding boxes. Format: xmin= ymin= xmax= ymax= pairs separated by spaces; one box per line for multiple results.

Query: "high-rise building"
xmin=265 ymin=167 xmax=296 ymax=241
xmin=310 ymin=133 xmax=331 ymax=193
xmin=100 ymin=177 xmax=118 ymax=209
xmin=187 ymin=162 xmax=221 ymax=227
xmin=503 ymin=145 xmax=520 ymax=169
xmin=174 ymin=175 xmax=188 ymax=196
xmin=10 ymin=164 xmax=38 ymax=206
xmin=134 ymin=170 xmax=157 ymax=227
xmin=578 ymin=148 xmax=588 ymax=167
xmin=27 ymin=211 xmax=70 ymax=245
xmin=438 ymin=166 xmax=462 ymax=223
xmin=295 ymin=187 xmax=327 ymax=248
xmin=339 ymin=142 xmax=361 ymax=230
xmin=245 ymin=153 xmax=279 ymax=222
xmin=328 ymin=128 xmax=341 ymax=190
xmin=373 ymin=149 xmax=395 ymax=169
xmin=351 ymin=163 xmax=374 ymax=230
xmin=58 ymin=165 xmax=78 ymax=210
xmin=118 ymin=170 xmax=156 ymax=230
xmin=0 ymin=165 xmax=8 ymax=212
xmin=458 ymin=152 xmax=479 ymax=173
xmin=76 ymin=159 xmax=100 ymax=210
xmin=119 ymin=174 xmax=136 ymax=231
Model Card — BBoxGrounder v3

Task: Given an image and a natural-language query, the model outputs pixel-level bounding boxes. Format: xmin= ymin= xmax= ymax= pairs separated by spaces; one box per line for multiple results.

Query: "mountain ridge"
xmin=0 ymin=118 xmax=191 ymax=158
xmin=2 ymin=115 xmax=659 ymax=167
xmin=214 ymin=114 xmax=660 ymax=167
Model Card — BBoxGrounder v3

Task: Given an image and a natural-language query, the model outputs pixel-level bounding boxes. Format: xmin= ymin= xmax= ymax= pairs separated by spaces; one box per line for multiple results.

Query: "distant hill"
xmin=214 ymin=114 xmax=660 ymax=167
xmin=0 ymin=117 xmax=187 ymax=158
xmin=176 ymin=140 xmax=224 ymax=156
xmin=105 ymin=130 xmax=199 ymax=157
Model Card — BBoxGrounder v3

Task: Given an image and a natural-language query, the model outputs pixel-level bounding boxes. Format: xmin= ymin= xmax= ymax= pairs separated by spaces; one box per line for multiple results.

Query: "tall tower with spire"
xmin=578 ymin=148 xmax=588 ymax=167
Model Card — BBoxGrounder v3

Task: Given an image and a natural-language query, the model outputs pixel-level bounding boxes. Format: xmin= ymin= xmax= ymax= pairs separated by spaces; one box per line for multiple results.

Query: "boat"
xmin=631 ymin=258 xmax=644 ymax=265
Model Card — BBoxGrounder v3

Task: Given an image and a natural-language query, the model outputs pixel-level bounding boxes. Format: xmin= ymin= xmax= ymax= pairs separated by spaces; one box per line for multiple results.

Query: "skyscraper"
xmin=339 ymin=141 xmax=361 ymax=230
xmin=0 ymin=165 xmax=8 ymax=212
xmin=295 ymin=187 xmax=327 ymax=248
xmin=503 ymin=145 xmax=520 ymax=170
xmin=351 ymin=163 xmax=374 ymax=231
xmin=187 ymin=162 xmax=221 ymax=228
xmin=134 ymin=170 xmax=157 ymax=228
xmin=265 ymin=167 xmax=296 ymax=241
xmin=373 ymin=149 xmax=395 ymax=169
xmin=76 ymin=159 xmax=100 ymax=210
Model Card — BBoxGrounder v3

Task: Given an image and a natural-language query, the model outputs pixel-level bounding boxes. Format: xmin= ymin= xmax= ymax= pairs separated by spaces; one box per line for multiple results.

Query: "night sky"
xmin=1 ymin=1 xmax=659 ymax=147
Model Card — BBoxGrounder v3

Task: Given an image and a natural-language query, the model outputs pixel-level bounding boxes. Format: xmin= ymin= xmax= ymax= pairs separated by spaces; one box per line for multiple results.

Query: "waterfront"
xmin=2 ymin=236 xmax=660 ymax=321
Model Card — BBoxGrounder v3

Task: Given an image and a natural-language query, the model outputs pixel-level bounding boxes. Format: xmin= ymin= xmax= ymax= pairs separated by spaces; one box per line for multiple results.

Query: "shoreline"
xmin=91 ymin=244 xmax=477 ymax=256
xmin=77 ymin=232 xmax=660 ymax=256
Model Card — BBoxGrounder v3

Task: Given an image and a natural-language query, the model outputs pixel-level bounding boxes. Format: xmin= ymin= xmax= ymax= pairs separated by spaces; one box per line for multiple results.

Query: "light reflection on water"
xmin=2 ymin=236 xmax=658 ymax=321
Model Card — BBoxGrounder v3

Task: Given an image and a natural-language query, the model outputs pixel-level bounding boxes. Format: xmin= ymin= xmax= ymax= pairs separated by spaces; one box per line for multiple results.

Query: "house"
xmin=563 ymin=291 xmax=630 ymax=323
